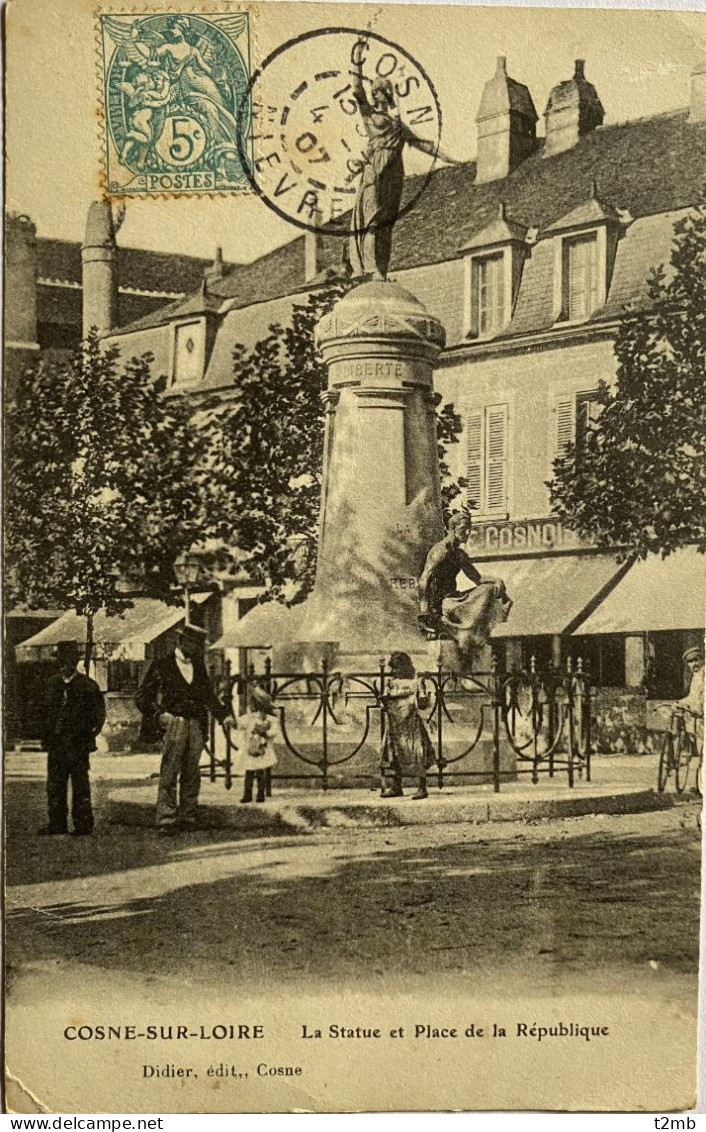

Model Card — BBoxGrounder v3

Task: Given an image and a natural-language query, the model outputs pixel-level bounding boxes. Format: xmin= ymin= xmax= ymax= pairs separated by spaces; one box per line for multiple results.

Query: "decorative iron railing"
xmin=202 ymin=655 xmax=591 ymax=794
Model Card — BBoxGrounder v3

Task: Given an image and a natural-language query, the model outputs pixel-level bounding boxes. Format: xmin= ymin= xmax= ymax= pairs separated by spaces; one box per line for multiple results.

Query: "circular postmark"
xmin=238 ymin=27 xmax=442 ymax=236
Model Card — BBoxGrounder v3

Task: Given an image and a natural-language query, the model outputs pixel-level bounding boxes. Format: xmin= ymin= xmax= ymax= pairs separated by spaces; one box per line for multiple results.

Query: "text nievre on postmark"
xmin=98 ymin=9 xmax=253 ymax=196
xmin=243 ymin=28 xmax=442 ymax=234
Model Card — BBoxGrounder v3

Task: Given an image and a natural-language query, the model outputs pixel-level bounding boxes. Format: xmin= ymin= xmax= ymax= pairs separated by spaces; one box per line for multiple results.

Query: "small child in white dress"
xmin=235 ymin=685 xmax=279 ymax=804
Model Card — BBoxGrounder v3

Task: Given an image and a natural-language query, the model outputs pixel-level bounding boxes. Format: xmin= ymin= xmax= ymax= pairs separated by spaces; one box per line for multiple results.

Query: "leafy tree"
xmin=437 ymin=400 xmax=467 ymax=518
xmin=204 ymin=284 xmax=466 ymax=602
xmin=6 ymin=331 xmax=209 ymax=669
xmin=549 ymin=204 xmax=706 ymax=558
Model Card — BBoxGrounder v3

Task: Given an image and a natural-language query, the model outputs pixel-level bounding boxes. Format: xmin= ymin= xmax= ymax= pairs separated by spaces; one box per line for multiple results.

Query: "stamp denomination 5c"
xmin=98 ymin=10 xmax=253 ymax=196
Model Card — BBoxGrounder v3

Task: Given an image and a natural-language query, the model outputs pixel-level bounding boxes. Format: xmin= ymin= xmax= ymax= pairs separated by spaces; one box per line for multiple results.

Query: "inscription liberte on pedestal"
xmin=336 ymin=360 xmax=407 ymax=380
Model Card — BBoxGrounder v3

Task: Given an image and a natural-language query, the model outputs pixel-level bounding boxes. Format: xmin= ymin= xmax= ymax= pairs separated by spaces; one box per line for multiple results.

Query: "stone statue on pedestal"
xmin=347 ymin=38 xmax=460 ymax=281
xmin=418 ymin=512 xmax=512 ymax=658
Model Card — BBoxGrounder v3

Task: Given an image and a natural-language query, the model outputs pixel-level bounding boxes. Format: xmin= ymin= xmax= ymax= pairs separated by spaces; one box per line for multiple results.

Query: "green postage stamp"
xmin=98 ymin=10 xmax=253 ymax=195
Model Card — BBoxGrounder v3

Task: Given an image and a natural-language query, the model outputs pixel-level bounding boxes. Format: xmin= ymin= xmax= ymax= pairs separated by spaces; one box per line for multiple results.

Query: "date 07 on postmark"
xmin=98 ymin=10 xmax=253 ymax=196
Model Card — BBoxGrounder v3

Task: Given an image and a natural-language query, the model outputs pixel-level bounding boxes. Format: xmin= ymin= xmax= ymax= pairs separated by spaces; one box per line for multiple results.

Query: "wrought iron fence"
xmin=202 ymin=655 xmax=591 ymax=794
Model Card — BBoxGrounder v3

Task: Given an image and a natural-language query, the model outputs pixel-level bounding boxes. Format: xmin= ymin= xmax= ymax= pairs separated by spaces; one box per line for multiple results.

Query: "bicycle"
xmin=657 ymin=706 xmax=702 ymax=794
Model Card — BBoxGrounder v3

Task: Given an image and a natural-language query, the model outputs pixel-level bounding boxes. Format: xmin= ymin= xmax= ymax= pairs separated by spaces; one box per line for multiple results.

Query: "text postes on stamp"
xmin=240 ymin=28 xmax=442 ymax=236
xmin=99 ymin=10 xmax=252 ymax=197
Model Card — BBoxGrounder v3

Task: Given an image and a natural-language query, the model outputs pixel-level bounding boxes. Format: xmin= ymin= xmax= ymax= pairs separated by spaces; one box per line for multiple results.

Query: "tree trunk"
xmin=84 ymin=612 xmax=94 ymax=676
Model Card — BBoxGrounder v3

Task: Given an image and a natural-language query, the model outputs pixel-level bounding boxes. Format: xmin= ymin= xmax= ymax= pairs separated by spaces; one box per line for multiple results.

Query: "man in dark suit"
xmin=136 ymin=624 xmax=234 ymax=835
xmin=39 ymin=639 xmax=106 ymax=836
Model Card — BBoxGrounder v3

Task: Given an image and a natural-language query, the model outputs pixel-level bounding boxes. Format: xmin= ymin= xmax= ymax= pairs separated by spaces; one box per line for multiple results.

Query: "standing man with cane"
xmin=136 ymin=623 xmax=234 ymax=835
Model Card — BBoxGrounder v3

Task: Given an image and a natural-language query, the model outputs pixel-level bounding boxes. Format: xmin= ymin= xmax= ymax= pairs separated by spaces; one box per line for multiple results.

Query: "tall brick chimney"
xmin=204 ymin=246 xmax=224 ymax=287
xmin=543 ymin=60 xmax=604 ymax=158
xmin=5 ymin=214 xmax=38 ymax=349
xmin=475 ymin=56 xmax=538 ymax=185
xmin=81 ymin=200 xmax=118 ymax=338
xmin=4 ymin=214 xmax=40 ymax=392
xmin=689 ymin=57 xmax=706 ymax=122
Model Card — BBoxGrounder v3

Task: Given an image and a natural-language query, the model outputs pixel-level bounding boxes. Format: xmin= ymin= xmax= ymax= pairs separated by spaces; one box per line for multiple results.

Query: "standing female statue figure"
xmin=348 ymin=38 xmax=459 ymax=280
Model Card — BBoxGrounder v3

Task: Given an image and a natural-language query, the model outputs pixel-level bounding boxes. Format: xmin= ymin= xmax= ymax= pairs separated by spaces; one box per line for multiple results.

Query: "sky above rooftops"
xmin=6 ymin=0 xmax=705 ymax=265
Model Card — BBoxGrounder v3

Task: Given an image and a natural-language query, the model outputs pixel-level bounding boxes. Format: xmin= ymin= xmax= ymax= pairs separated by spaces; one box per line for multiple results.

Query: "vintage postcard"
xmin=4 ymin=0 xmax=705 ymax=1115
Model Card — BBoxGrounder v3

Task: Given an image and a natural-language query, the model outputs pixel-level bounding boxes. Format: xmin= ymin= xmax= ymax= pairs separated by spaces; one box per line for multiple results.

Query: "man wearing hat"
xmin=135 ymin=624 xmax=234 ymax=834
xmin=676 ymin=646 xmax=704 ymax=719
xmin=39 ymin=640 xmax=106 ymax=836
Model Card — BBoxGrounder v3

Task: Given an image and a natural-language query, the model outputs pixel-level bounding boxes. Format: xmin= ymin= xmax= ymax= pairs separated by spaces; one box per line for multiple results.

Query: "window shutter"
xmin=485 ymin=404 xmax=507 ymax=513
xmin=587 ymin=236 xmax=598 ymax=313
xmin=470 ymin=259 xmax=480 ymax=336
xmin=576 ymin=390 xmax=602 ymax=454
xmin=494 ymin=255 xmax=505 ymax=329
xmin=479 ymin=259 xmax=490 ymax=335
xmin=568 ymin=240 xmax=585 ymax=319
xmin=553 ymin=394 xmax=576 ymax=459
xmin=466 ymin=410 xmax=483 ymax=509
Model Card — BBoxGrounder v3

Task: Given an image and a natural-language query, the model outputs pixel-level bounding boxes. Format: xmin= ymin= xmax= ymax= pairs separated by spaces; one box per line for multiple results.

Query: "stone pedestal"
xmin=232 ymin=280 xmax=447 ymax=672
xmin=307 ymin=280 xmax=446 ymax=667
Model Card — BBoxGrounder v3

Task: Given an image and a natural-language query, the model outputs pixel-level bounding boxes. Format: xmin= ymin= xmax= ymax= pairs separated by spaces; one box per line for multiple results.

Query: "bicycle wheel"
xmin=658 ymin=732 xmax=673 ymax=793
xmin=675 ymin=731 xmax=692 ymax=793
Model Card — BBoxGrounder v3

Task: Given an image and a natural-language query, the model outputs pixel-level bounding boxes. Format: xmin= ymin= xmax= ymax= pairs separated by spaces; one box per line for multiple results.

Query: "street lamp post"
xmin=174 ymin=551 xmax=202 ymax=626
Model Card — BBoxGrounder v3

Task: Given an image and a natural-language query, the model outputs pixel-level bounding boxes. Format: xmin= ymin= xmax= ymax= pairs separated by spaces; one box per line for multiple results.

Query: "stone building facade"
xmin=4 ymin=211 xmax=225 ymax=391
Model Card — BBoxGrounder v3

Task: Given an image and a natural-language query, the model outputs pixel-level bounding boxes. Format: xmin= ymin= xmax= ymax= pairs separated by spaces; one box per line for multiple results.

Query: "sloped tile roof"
xmin=111 ymin=108 xmax=706 ymax=338
xmin=211 ymin=239 xmax=306 ymax=306
xmin=37 ymin=239 xmax=223 ymax=294
xmin=37 ymin=285 xmax=82 ymax=328
xmin=505 ymin=236 xmax=556 ymax=336
xmin=115 ymin=238 xmax=307 ymax=335
xmin=223 ymin=110 xmax=705 ymax=304
xmin=36 ymin=283 xmax=199 ymax=336
xmin=458 ymin=206 xmax=528 ymax=250
xmin=391 ymin=110 xmax=704 ymax=276
xmin=599 ymin=209 xmax=685 ymax=320
xmin=544 ymin=194 xmax=620 ymax=232
xmin=115 ymin=286 xmax=223 ymax=335
xmin=112 ymin=294 xmax=196 ymax=335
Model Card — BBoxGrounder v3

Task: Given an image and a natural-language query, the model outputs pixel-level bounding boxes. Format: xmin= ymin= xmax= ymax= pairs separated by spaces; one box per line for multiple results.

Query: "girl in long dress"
xmin=380 ymin=652 xmax=435 ymax=800
xmin=234 ymin=685 xmax=279 ymax=804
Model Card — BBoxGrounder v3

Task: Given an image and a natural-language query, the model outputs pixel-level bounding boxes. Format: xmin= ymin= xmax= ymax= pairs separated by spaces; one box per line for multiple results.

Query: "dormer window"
xmin=564 ymin=232 xmax=598 ymax=321
xmin=459 ymin=204 xmax=529 ymax=340
xmin=546 ymin=185 xmax=632 ymax=326
xmin=172 ymin=319 xmax=205 ymax=386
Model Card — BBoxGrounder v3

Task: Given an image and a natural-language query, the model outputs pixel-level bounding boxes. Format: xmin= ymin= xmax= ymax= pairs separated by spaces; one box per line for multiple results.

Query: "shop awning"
xmin=490 ymin=553 xmax=630 ymax=638
xmin=15 ymin=593 xmax=213 ymax=662
xmin=574 ymin=547 xmax=705 ymax=635
xmin=212 ymin=601 xmax=306 ymax=650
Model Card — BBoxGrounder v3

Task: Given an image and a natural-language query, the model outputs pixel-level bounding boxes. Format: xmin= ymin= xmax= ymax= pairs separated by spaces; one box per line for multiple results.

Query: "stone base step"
xmin=108 ymin=781 xmax=673 ymax=833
